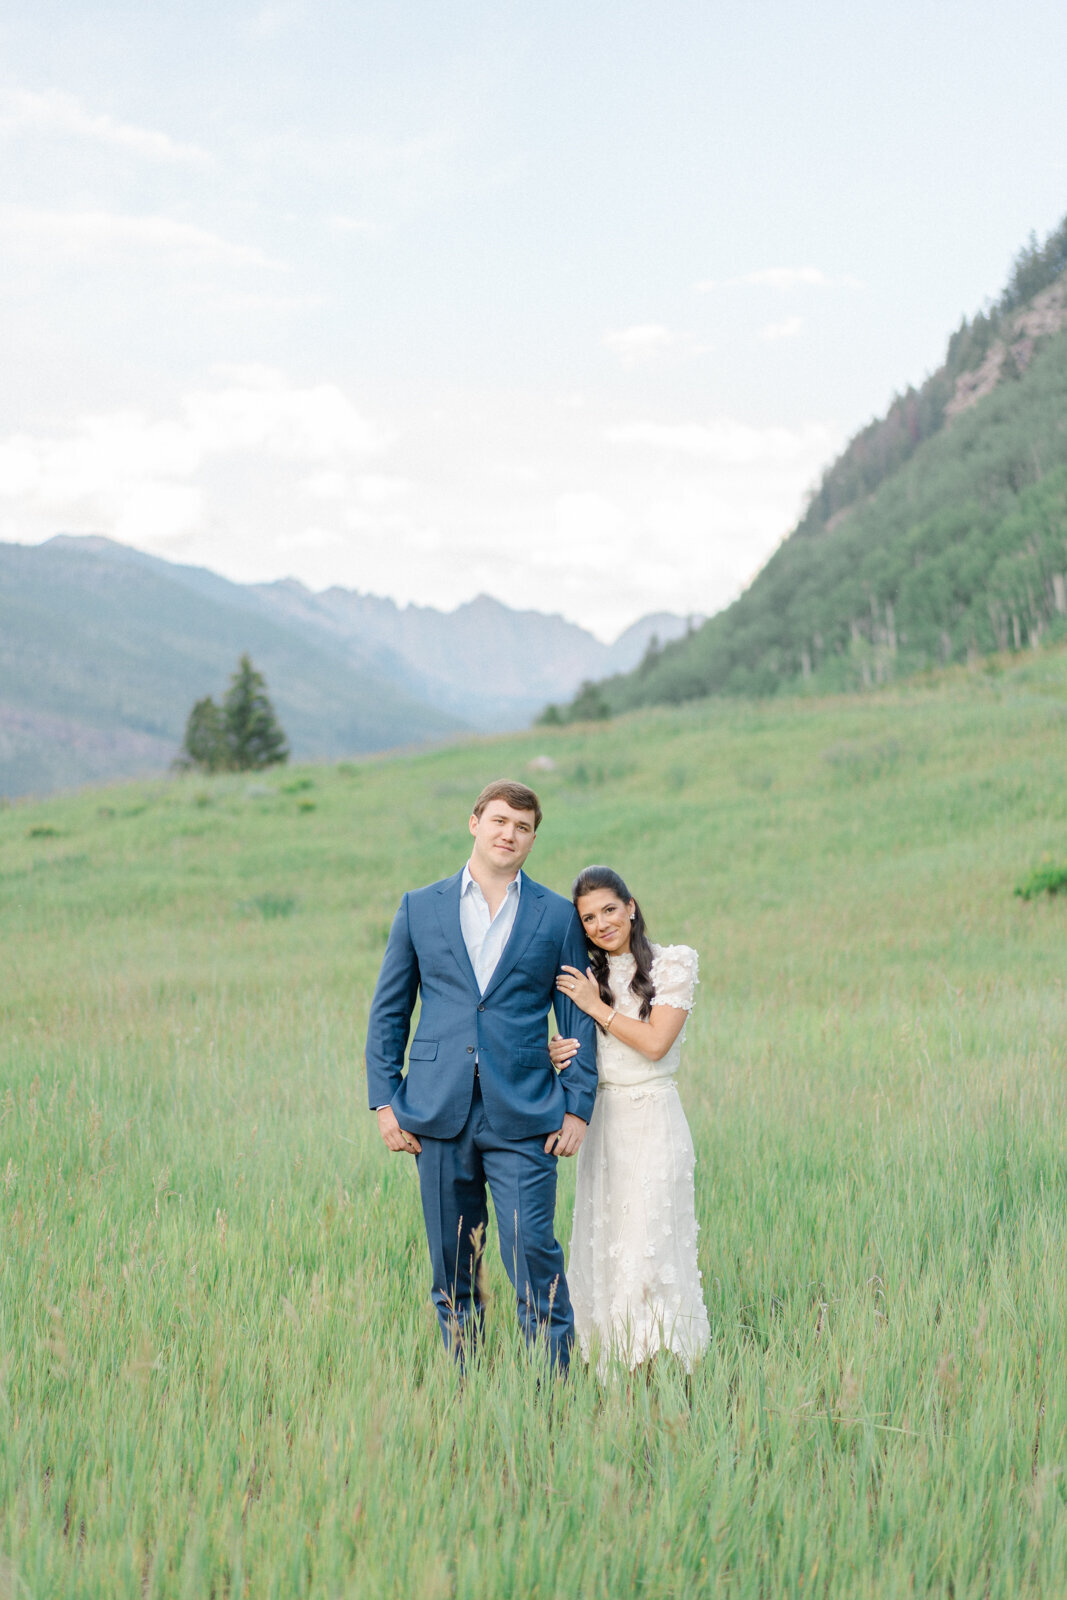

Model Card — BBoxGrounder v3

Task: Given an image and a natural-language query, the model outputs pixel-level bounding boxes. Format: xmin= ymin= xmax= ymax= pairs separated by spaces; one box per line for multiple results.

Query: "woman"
xmin=551 ymin=865 xmax=710 ymax=1372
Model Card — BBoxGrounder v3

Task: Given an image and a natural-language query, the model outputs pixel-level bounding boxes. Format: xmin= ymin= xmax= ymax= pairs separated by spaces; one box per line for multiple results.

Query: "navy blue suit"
xmin=365 ymin=867 xmax=599 ymax=1367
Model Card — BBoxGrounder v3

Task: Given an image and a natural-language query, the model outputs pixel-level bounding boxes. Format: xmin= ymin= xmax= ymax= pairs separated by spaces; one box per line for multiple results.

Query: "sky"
xmin=1 ymin=2 xmax=1065 ymax=641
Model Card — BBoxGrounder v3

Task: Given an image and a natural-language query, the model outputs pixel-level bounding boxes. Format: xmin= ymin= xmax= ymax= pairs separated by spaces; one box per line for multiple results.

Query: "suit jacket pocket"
xmin=408 ymin=1039 xmax=439 ymax=1061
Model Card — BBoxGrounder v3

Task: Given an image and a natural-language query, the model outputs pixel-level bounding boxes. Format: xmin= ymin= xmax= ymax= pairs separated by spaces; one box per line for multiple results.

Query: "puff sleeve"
xmin=650 ymin=944 xmax=699 ymax=1011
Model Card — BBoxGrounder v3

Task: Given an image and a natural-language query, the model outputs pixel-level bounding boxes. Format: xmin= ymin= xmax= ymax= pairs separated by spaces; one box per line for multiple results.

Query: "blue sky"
xmin=1 ymin=0 xmax=1065 ymax=637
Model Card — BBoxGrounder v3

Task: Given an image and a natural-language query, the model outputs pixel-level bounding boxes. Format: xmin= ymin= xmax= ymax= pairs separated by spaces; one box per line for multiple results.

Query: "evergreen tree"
xmin=568 ymin=679 xmax=612 ymax=721
xmin=178 ymin=696 xmax=229 ymax=772
xmin=222 ymin=654 xmax=289 ymax=770
xmin=637 ymin=633 xmax=662 ymax=674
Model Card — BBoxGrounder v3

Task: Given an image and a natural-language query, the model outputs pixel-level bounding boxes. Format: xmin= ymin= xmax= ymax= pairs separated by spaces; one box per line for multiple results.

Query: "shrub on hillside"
xmin=1014 ymin=863 xmax=1067 ymax=900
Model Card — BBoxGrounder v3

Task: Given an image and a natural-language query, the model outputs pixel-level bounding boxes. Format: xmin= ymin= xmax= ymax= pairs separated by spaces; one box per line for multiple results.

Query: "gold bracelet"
xmin=604 ymin=1008 xmax=616 ymax=1032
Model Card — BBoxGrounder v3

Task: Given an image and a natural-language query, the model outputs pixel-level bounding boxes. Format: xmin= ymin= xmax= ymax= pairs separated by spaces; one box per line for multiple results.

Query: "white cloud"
xmin=550 ymin=492 xmax=626 ymax=565
xmin=276 ymin=526 xmax=344 ymax=552
xmin=185 ymin=367 xmax=387 ymax=459
xmin=357 ymin=474 xmax=412 ymax=505
xmin=303 ymin=470 xmax=349 ymax=500
xmin=341 ymin=505 xmax=445 ymax=563
xmin=696 ymin=266 xmax=863 ymax=292
xmin=248 ymin=2 xmax=303 ymax=38
xmin=602 ymin=323 xmax=676 ymax=366
xmin=759 ymin=315 xmax=805 ymax=343
xmin=604 ymin=417 xmax=835 ymax=464
xmin=0 ymin=87 xmax=211 ymax=165
xmin=298 ymin=469 xmax=411 ymax=506
xmin=0 ymin=207 xmax=279 ymax=270
xmin=112 ymin=482 xmax=205 ymax=548
xmin=250 ymin=126 xmax=459 ymax=189
xmin=201 ymin=289 xmax=326 ymax=314
xmin=328 ymin=214 xmax=382 ymax=239
xmin=0 ymin=413 xmax=201 ymax=503
xmin=0 ymin=369 xmax=387 ymax=553
xmin=0 ymin=379 xmax=842 ymax=643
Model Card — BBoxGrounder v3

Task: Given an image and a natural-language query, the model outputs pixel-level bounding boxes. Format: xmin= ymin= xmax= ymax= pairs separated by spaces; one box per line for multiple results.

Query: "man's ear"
xmin=468 ymin=814 xmax=479 ymax=838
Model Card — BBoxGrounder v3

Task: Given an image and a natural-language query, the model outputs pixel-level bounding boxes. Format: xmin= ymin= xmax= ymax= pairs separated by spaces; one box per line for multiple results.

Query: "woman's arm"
xmin=555 ymin=964 xmax=688 ymax=1062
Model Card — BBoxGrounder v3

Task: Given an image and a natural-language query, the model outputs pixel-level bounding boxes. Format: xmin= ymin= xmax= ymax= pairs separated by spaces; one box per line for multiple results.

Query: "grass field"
xmin=3 ymin=649 xmax=1067 ymax=1598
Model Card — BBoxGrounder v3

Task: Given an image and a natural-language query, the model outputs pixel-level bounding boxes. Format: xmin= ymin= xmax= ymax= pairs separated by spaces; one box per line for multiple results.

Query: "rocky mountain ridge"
xmin=0 ymin=535 xmax=690 ymax=796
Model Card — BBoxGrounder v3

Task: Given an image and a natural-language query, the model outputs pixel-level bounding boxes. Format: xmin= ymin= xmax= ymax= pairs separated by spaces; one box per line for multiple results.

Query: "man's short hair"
xmin=472 ymin=779 xmax=542 ymax=831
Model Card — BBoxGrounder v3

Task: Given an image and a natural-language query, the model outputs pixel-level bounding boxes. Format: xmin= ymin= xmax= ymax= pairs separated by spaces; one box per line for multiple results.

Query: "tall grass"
xmin=2 ymin=651 xmax=1066 ymax=1596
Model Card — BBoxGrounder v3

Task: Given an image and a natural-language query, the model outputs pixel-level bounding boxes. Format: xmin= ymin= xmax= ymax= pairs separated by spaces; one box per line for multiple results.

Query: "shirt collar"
xmin=462 ymin=862 xmax=522 ymax=898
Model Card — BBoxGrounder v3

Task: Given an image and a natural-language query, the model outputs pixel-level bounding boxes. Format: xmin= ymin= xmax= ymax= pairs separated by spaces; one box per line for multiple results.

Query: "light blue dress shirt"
xmin=459 ymin=862 xmax=522 ymax=994
xmin=376 ymin=863 xmax=523 ymax=1107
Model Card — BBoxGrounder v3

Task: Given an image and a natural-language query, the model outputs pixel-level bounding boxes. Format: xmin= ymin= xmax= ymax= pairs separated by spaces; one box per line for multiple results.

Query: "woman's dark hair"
xmin=572 ymin=864 xmax=655 ymax=1022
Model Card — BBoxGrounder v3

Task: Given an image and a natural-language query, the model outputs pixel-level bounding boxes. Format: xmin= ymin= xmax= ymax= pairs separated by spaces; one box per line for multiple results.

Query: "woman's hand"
xmin=549 ymin=1033 xmax=580 ymax=1069
xmin=555 ymin=964 xmax=603 ymax=1019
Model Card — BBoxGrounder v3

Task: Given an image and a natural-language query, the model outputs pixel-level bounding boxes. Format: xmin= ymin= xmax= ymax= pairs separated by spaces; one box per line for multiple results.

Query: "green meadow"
xmin=3 ymin=649 xmax=1067 ymax=1598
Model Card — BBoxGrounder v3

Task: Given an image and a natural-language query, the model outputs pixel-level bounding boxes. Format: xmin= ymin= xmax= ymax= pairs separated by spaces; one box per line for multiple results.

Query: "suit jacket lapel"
xmin=434 ymin=870 xmax=481 ymax=996
xmin=480 ymin=876 xmax=547 ymax=1002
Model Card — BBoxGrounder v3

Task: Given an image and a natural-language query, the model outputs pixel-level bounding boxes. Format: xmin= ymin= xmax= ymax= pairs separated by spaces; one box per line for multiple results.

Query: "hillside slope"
xmin=569 ymin=218 xmax=1067 ymax=716
xmin=0 ymin=535 xmax=691 ymax=795
xmin=3 ymin=649 xmax=1067 ymax=1597
xmin=0 ymin=539 xmax=464 ymax=796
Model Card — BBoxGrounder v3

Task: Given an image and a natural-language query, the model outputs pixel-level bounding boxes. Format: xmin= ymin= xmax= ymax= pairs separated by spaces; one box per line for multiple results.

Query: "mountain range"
xmin=0 ymin=535 xmax=691 ymax=796
xmin=14 ymin=215 xmax=1062 ymax=792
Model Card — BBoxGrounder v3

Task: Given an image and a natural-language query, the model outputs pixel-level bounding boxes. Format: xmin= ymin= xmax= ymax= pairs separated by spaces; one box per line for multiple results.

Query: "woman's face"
xmin=576 ymin=888 xmax=635 ymax=955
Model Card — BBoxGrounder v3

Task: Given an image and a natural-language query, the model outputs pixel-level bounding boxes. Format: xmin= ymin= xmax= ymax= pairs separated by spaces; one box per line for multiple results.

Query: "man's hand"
xmin=544 ymin=1113 xmax=587 ymax=1158
xmin=548 ymin=1034 xmax=580 ymax=1069
xmin=377 ymin=1105 xmax=422 ymax=1154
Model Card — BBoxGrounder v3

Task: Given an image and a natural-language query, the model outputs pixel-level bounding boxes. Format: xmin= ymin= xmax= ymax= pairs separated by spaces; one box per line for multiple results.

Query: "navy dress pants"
xmin=415 ymin=1078 xmax=574 ymax=1371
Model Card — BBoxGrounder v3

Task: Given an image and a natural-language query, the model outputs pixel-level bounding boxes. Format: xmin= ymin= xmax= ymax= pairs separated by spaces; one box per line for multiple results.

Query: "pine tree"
xmin=222 ymin=654 xmax=289 ymax=770
xmin=178 ymin=695 xmax=229 ymax=772
xmin=568 ymin=679 xmax=612 ymax=721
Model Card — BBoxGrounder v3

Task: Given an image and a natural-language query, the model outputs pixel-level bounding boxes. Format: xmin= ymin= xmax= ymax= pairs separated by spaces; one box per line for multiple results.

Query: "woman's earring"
xmin=629 ymin=913 xmax=635 ymax=921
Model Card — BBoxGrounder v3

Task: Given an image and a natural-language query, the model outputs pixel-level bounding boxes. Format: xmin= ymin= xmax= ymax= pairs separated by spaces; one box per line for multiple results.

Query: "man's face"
xmin=469 ymin=798 xmax=538 ymax=875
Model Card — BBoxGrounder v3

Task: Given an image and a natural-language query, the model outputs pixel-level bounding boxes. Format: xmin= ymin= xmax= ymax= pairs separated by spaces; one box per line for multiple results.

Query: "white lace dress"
xmin=568 ymin=944 xmax=710 ymax=1371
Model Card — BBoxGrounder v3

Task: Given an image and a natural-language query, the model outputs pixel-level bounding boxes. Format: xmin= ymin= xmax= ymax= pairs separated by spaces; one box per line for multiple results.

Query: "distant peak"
xmin=455 ymin=592 xmax=570 ymax=627
xmin=260 ymin=576 xmax=311 ymax=597
xmin=45 ymin=533 xmax=120 ymax=553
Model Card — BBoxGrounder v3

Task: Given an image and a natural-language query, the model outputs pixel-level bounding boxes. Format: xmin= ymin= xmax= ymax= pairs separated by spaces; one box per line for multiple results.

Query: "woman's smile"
xmin=576 ymin=889 xmax=635 ymax=953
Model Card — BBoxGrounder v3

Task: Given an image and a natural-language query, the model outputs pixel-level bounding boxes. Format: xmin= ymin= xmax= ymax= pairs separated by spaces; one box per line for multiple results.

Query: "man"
xmin=365 ymin=779 xmax=598 ymax=1372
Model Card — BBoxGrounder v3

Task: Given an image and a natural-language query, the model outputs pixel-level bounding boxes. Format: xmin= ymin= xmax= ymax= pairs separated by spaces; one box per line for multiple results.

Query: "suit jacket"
xmin=365 ymin=868 xmax=600 ymax=1140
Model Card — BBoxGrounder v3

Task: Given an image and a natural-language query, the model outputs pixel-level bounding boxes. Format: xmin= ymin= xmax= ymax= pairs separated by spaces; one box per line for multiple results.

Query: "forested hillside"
xmin=554 ymin=215 xmax=1067 ymax=716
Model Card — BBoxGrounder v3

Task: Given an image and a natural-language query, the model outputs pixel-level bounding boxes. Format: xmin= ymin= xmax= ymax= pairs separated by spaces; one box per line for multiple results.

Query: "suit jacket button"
xmin=467 ymin=1045 xmax=474 ymax=1053
xmin=478 ymin=1003 xmax=486 ymax=1012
